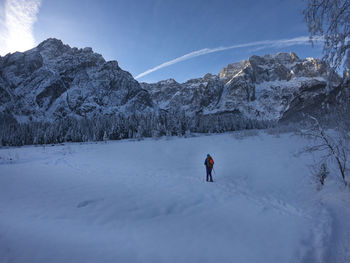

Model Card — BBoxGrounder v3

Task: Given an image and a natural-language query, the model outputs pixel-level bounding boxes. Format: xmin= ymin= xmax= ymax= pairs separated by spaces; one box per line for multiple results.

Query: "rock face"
xmin=0 ymin=38 xmax=339 ymax=125
xmin=142 ymin=52 xmax=335 ymax=121
xmin=0 ymin=38 xmax=153 ymax=122
xmin=141 ymin=74 xmax=224 ymax=114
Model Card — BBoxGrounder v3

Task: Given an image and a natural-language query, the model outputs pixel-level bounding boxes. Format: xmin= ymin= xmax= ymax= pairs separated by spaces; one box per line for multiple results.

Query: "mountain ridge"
xmin=141 ymin=51 xmax=337 ymax=121
xmin=0 ymin=38 xmax=341 ymax=125
xmin=0 ymin=38 xmax=153 ymax=123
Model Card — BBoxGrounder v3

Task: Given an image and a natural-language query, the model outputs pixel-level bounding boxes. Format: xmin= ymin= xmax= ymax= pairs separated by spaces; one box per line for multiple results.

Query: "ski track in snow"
xmin=0 ymin=132 xmax=349 ymax=263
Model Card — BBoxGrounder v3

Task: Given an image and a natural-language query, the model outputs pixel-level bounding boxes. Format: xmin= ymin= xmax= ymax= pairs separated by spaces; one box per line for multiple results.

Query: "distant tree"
xmin=136 ymin=125 xmax=143 ymax=141
xmin=103 ymin=131 xmax=108 ymax=143
xmin=304 ymin=0 xmax=350 ymax=75
xmin=185 ymin=129 xmax=191 ymax=138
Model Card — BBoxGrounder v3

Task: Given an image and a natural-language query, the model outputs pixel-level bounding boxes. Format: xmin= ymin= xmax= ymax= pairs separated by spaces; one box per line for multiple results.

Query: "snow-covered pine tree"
xmin=103 ymin=131 xmax=108 ymax=143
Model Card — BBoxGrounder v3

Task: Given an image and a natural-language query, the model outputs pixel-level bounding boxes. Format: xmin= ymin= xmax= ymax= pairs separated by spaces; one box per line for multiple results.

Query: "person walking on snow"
xmin=204 ymin=154 xmax=214 ymax=182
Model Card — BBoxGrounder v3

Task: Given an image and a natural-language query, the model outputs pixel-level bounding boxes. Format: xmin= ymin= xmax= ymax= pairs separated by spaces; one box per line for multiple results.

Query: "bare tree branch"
xmin=304 ymin=0 xmax=350 ymax=74
xmin=298 ymin=114 xmax=349 ymax=186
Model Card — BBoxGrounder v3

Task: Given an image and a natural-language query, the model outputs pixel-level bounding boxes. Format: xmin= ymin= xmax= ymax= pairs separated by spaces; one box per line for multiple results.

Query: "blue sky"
xmin=0 ymin=0 xmax=323 ymax=83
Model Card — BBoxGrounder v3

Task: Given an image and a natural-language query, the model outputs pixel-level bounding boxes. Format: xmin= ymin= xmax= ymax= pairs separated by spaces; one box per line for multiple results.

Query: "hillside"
xmin=142 ymin=52 xmax=337 ymax=121
xmin=0 ymin=39 xmax=345 ymax=146
xmin=0 ymin=39 xmax=340 ymax=125
xmin=0 ymin=38 xmax=153 ymax=123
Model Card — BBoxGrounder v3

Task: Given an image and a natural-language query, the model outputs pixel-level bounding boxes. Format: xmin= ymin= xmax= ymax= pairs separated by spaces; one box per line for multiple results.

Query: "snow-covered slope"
xmin=0 ymin=38 xmax=153 ymax=122
xmin=0 ymin=133 xmax=349 ymax=262
xmin=0 ymin=38 xmax=341 ymax=124
xmin=142 ymin=53 xmax=338 ymax=121
xmin=141 ymin=74 xmax=223 ymax=114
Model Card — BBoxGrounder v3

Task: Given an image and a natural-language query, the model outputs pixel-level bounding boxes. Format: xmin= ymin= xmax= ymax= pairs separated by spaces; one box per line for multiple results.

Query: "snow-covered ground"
xmin=0 ymin=132 xmax=349 ymax=263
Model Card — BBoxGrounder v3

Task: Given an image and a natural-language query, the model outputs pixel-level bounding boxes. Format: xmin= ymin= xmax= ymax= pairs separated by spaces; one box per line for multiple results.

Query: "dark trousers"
xmin=206 ymin=166 xmax=213 ymax=182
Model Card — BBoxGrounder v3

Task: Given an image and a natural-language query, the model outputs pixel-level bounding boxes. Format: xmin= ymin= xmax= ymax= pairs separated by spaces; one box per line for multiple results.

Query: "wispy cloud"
xmin=0 ymin=0 xmax=41 ymax=56
xmin=135 ymin=36 xmax=322 ymax=79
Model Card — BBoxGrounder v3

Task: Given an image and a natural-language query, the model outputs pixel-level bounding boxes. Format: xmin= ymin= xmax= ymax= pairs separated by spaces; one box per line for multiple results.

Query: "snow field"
xmin=0 ymin=132 xmax=349 ymax=263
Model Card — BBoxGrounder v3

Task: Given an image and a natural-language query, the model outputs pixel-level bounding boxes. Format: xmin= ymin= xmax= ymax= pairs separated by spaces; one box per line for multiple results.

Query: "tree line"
xmin=0 ymin=110 xmax=273 ymax=146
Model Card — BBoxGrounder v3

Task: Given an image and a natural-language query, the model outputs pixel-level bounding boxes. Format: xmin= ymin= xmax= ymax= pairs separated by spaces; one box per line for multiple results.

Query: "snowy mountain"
xmin=0 ymin=38 xmax=153 ymax=123
xmin=142 ymin=52 xmax=338 ymax=121
xmin=0 ymin=38 xmax=341 ymax=128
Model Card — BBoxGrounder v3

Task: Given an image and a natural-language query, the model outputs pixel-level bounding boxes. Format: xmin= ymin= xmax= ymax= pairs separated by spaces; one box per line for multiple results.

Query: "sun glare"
xmin=0 ymin=0 xmax=41 ymax=56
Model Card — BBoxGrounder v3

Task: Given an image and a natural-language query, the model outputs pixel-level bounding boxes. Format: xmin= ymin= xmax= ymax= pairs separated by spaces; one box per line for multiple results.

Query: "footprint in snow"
xmin=77 ymin=198 xmax=104 ymax=208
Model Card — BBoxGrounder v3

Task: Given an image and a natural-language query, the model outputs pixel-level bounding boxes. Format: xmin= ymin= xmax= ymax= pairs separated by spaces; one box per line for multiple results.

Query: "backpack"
xmin=208 ymin=157 xmax=214 ymax=167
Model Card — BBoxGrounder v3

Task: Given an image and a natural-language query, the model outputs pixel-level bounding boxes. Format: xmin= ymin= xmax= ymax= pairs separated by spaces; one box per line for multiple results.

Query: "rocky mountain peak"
xmin=144 ymin=52 xmax=335 ymax=121
xmin=37 ymin=38 xmax=66 ymax=50
xmin=0 ymin=39 xmax=339 ymax=127
xmin=260 ymin=52 xmax=300 ymax=64
xmin=158 ymin=78 xmax=178 ymax=85
xmin=203 ymin=73 xmax=218 ymax=80
xmin=218 ymin=52 xmax=328 ymax=85
xmin=0 ymin=38 xmax=153 ymax=122
xmin=218 ymin=61 xmax=246 ymax=80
